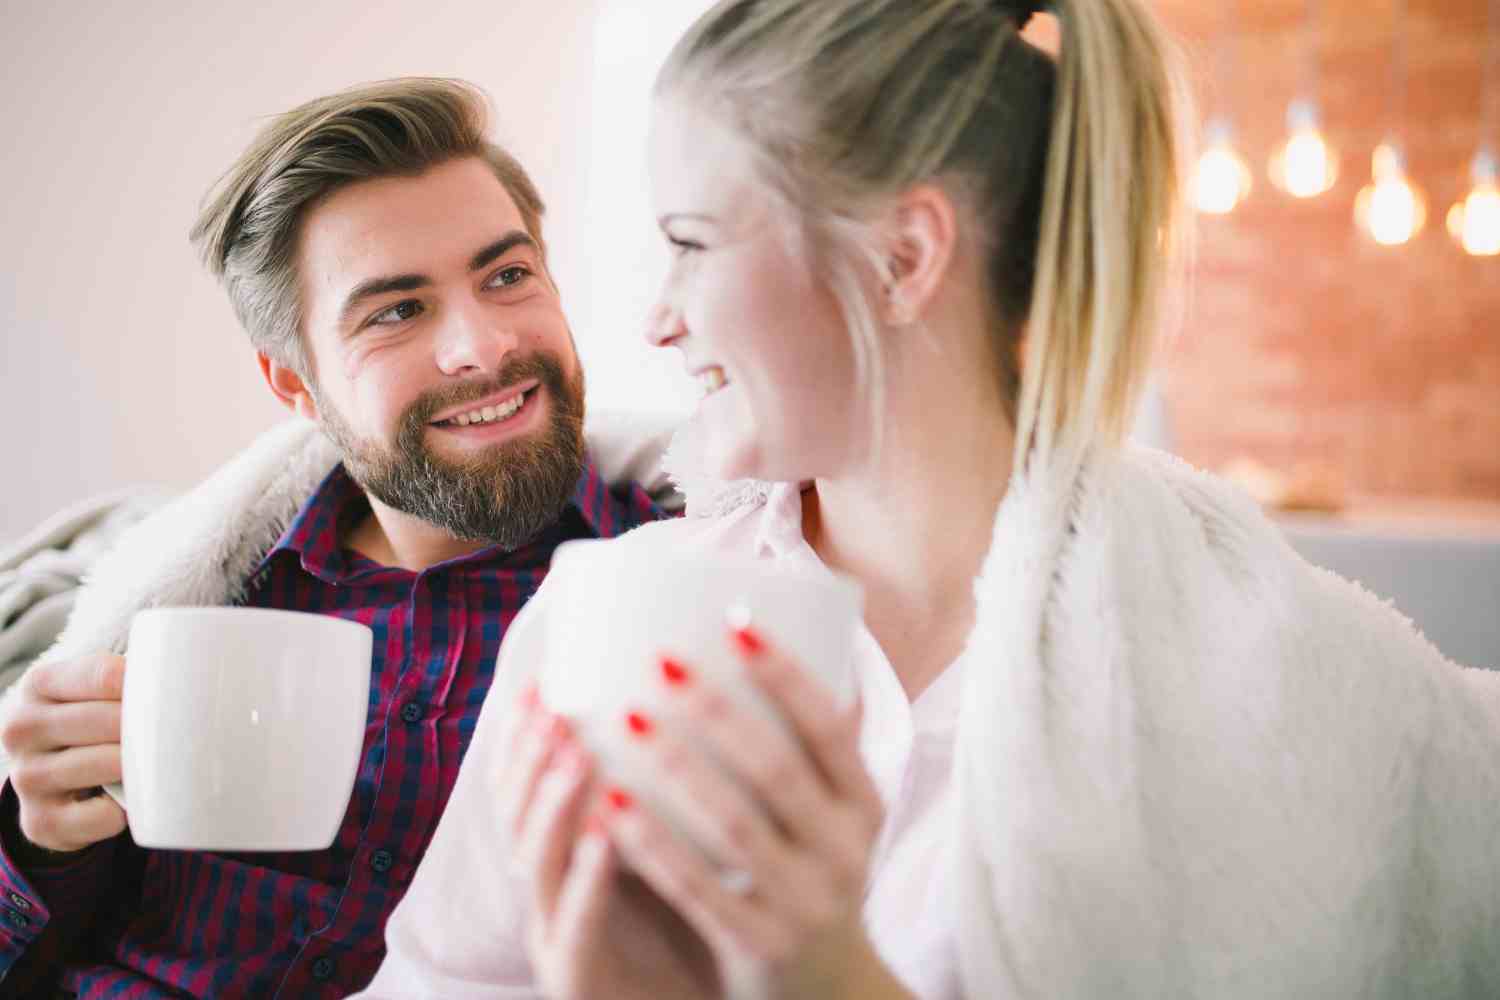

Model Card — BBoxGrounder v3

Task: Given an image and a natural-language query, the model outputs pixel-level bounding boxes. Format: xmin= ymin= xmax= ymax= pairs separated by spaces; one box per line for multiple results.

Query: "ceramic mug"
xmin=539 ymin=538 xmax=863 ymax=865
xmin=106 ymin=607 xmax=372 ymax=851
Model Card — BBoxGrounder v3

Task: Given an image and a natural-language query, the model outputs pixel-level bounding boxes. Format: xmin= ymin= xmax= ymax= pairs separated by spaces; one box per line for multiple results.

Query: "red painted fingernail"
xmin=606 ymin=787 xmax=634 ymax=812
xmin=625 ymin=710 xmax=654 ymax=738
xmin=730 ymin=626 xmax=765 ymax=657
xmin=660 ymin=656 xmax=692 ymax=687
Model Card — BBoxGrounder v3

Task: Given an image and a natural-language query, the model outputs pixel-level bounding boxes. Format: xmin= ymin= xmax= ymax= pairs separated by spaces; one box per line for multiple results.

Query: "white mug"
xmin=539 ymin=538 xmax=863 ymax=863
xmin=107 ymin=607 xmax=372 ymax=851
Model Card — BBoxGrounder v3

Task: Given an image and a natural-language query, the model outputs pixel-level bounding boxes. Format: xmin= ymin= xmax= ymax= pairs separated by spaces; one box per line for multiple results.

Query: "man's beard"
xmin=316 ymin=353 xmax=587 ymax=551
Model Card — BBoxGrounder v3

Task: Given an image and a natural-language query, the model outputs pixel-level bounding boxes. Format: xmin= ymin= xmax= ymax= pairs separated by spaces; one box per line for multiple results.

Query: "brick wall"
xmin=1150 ymin=0 xmax=1499 ymax=499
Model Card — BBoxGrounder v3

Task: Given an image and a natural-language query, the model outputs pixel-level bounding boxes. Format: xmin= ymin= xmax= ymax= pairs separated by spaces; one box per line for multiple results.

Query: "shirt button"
xmin=400 ymin=701 xmax=424 ymax=724
xmin=310 ymin=956 xmax=336 ymax=981
xmin=7 ymin=892 xmax=31 ymax=912
xmin=370 ymin=848 xmax=395 ymax=873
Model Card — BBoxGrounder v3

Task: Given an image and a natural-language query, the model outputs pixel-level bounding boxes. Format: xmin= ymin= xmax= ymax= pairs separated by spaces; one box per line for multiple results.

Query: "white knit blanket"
xmin=947 ymin=445 xmax=1500 ymax=997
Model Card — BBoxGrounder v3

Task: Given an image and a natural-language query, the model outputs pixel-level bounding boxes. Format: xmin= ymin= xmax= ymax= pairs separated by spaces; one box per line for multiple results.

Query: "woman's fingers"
xmin=516 ymin=736 xmax=594 ymax=923
xmin=497 ymin=695 xmax=567 ymax=842
xmin=549 ymin=818 xmax=615 ymax=958
xmin=730 ymin=628 xmax=883 ymax=825
xmin=618 ymin=707 xmax=811 ymax=905
xmin=605 ymin=790 xmax=792 ymax=963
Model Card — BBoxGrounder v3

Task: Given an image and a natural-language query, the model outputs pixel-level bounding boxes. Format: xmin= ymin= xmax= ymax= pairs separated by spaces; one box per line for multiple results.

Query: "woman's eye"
xmin=369 ymin=300 xmax=423 ymax=326
xmin=487 ymin=265 xmax=532 ymax=288
xmin=667 ymin=236 xmax=703 ymax=257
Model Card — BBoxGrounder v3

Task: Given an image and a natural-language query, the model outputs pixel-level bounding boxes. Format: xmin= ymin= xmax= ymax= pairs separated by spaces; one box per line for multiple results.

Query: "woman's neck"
xmin=806 ymin=363 xmax=1014 ymax=701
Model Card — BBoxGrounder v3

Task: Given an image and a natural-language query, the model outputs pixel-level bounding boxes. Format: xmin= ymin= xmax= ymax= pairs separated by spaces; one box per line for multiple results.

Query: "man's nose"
xmin=435 ymin=299 xmax=519 ymax=375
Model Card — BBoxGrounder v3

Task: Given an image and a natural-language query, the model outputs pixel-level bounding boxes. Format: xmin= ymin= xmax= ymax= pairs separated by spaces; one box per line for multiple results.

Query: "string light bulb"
xmin=1193 ymin=118 xmax=1254 ymax=214
xmin=1269 ymin=99 xmax=1340 ymax=198
xmin=1447 ymin=149 xmax=1500 ymax=256
xmin=1355 ymin=142 xmax=1428 ymax=246
xmin=1450 ymin=0 xmax=1500 ymax=255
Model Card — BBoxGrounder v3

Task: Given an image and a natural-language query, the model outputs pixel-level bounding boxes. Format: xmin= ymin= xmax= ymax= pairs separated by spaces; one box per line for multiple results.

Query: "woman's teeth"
xmin=447 ymin=392 xmax=525 ymax=427
xmin=699 ymin=368 xmax=728 ymax=394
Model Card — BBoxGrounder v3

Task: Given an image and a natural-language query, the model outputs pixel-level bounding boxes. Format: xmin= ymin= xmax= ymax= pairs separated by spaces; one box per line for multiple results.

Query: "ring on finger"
xmin=718 ymin=867 xmax=755 ymax=896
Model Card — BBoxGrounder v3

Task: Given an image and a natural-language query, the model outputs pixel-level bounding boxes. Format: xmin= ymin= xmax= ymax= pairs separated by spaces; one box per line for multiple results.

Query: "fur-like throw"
xmin=0 ymin=414 xmax=679 ymax=755
xmin=945 ymin=445 xmax=1500 ymax=997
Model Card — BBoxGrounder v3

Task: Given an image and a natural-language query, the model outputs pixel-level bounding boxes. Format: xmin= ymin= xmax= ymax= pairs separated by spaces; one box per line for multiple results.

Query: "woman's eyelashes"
xmin=667 ymin=234 xmax=705 ymax=256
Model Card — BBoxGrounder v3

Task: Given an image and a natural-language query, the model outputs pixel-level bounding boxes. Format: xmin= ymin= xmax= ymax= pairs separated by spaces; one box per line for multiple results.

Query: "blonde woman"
xmin=361 ymin=1 xmax=1500 ymax=997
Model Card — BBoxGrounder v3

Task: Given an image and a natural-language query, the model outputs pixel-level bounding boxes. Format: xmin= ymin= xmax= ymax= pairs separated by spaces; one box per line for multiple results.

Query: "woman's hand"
xmin=498 ymin=682 xmax=721 ymax=1000
xmin=598 ymin=627 xmax=910 ymax=999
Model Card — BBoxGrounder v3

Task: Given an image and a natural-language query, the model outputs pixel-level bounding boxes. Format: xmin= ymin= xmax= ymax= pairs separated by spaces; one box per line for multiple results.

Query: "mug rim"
xmin=131 ymin=605 xmax=373 ymax=640
xmin=549 ymin=537 xmax=863 ymax=603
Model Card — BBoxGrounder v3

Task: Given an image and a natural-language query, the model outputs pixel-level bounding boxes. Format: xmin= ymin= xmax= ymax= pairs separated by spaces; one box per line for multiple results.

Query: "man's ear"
xmin=258 ymin=353 xmax=320 ymax=421
xmin=880 ymin=183 xmax=959 ymax=326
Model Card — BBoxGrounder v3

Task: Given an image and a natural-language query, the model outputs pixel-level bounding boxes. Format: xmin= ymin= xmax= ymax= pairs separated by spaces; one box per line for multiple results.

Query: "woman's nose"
xmin=644 ymin=300 xmax=684 ymax=348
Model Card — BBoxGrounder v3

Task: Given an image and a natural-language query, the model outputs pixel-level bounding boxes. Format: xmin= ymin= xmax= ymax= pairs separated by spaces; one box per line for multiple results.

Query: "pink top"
xmin=359 ymin=483 xmax=966 ymax=999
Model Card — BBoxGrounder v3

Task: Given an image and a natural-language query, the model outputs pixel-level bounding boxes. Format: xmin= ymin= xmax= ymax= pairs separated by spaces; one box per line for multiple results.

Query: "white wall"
xmin=2 ymin=0 xmax=710 ymax=540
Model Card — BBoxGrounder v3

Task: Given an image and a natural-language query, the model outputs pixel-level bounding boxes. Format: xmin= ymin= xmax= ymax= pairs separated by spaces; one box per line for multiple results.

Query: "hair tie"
xmin=996 ymin=1 xmax=1048 ymax=29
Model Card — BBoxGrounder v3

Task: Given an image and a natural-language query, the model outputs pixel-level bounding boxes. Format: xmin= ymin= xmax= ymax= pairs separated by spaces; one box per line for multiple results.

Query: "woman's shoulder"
xmin=608 ymin=493 xmax=770 ymax=554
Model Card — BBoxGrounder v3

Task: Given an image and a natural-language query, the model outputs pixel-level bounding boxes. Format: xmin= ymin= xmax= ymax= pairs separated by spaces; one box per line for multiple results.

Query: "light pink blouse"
xmin=359 ymin=483 xmax=965 ymax=998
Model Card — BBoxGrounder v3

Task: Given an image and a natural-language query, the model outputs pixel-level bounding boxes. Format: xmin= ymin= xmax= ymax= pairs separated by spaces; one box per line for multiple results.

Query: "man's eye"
xmin=370 ymin=300 xmax=423 ymax=326
xmin=487 ymin=265 xmax=532 ymax=288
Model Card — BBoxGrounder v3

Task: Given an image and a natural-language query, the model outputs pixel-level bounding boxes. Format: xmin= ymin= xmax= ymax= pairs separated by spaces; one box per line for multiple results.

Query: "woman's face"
xmin=645 ymin=99 xmax=866 ymax=483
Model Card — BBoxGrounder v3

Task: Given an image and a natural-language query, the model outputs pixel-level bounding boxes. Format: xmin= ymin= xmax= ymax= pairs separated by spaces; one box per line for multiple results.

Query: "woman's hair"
xmin=658 ymin=1 xmax=1190 ymax=991
xmin=190 ymin=78 xmax=547 ymax=378
xmin=656 ymin=0 xmax=1188 ymax=469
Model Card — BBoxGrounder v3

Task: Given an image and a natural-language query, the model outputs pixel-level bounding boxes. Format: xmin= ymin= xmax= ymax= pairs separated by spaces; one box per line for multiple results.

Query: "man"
xmin=0 ymin=78 xmax=674 ymax=997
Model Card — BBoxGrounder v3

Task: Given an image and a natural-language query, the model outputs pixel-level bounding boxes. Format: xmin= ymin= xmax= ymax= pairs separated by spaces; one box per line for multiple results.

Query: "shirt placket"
xmin=280 ymin=569 xmax=459 ymax=996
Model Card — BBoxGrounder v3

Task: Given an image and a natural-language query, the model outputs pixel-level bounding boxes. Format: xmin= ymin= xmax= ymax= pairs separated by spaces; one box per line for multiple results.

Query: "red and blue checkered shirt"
xmin=0 ymin=457 xmax=667 ymax=998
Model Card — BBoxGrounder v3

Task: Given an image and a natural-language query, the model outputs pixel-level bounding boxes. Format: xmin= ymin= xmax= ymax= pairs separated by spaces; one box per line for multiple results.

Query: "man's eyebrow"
xmin=469 ymin=230 xmax=538 ymax=272
xmin=340 ymin=273 xmax=430 ymax=327
xmin=337 ymin=231 xmax=539 ymax=328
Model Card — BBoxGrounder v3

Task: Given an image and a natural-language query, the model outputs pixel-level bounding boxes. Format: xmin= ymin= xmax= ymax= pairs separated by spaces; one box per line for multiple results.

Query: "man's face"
xmin=292 ymin=157 xmax=586 ymax=548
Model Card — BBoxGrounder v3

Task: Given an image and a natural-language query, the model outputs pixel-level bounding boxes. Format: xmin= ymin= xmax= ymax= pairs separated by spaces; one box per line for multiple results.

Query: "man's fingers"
xmin=10 ymin=744 xmax=122 ymax=800
xmin=25 ymin=654 xmax=125 ymax=704
xmin=20 ymin=794 xmax=127 ymax=854
xmin=1 ymin=701 xmax=122 ymax=754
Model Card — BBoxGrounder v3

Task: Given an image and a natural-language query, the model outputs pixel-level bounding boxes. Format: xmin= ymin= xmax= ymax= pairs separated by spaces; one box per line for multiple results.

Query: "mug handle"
xmin=102 ymin=782 xmax=127 ymax=810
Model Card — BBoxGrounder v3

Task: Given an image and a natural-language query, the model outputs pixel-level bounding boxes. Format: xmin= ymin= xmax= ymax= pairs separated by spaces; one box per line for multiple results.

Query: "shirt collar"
xmin=253 ymin=452 xmax=644 ymax=583
xmin=753 ymin=481 xmax=814 ymax=560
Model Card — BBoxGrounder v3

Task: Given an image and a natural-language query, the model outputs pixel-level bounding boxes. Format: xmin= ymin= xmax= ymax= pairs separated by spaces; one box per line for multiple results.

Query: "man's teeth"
xmin=699 ymin=368 xmax=728 ymax=393
xmin=450 ymin=392 xmax=525 ymax=427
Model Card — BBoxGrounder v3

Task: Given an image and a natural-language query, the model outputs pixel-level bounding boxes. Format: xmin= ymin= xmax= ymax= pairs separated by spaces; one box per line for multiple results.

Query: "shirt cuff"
xmin=0 ymin=778 xmax=119 ymax=951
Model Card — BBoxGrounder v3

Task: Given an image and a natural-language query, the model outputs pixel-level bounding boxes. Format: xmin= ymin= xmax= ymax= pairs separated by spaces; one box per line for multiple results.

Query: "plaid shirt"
xmin=0 ymin=458 xmax=667 ymax=998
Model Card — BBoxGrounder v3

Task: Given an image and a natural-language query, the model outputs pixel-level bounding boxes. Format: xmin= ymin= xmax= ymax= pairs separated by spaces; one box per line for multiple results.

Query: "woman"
xmin=361 ymin=0 xmax=1500 ymax=997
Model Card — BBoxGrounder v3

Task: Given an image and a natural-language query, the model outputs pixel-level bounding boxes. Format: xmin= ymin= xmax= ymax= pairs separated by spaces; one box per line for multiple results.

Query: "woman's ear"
xmin=880 ymin=183 xmax=958 ymax=326
xmin=258 ymin=353 xmax=321 ymax=422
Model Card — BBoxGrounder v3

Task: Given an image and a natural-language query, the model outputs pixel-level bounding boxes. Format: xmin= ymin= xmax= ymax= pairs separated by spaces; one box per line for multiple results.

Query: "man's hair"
xmin=190 ymin=77 xmax=546 ymax=376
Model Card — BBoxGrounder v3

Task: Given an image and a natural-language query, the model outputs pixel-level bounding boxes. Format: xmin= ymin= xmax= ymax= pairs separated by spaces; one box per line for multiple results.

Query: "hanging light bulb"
xmin=1269 ymin=99 xmax=1340 ymax=198
xmin=1447 ymin=149 xmax=1500 ymax=256
xmin=1193 ymin=118 xmax=1254 ymax=214
xmin=1452 ymin=0 xmax=1500 ymax=255
xmin=1355 ymin=142 xmax=1428 ymax=246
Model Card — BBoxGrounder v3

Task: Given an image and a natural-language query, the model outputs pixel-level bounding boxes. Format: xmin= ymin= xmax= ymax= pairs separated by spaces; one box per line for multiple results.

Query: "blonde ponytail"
xmin=1015 ymin=0 xmax=1189 ymax=469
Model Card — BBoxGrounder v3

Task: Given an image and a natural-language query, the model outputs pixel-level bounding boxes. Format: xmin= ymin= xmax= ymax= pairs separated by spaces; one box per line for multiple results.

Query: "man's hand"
xmin=0 ymin=654 xmax=128 ymax=856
